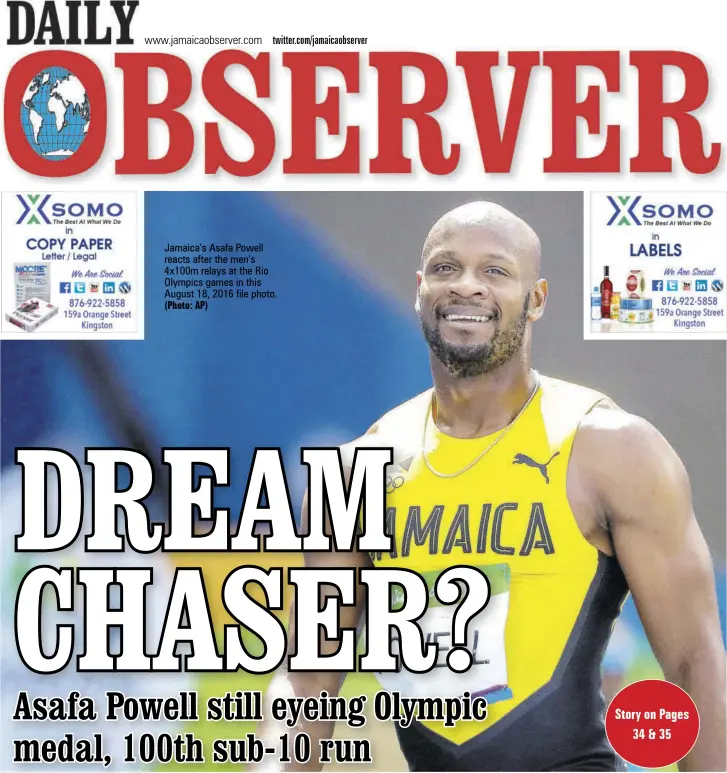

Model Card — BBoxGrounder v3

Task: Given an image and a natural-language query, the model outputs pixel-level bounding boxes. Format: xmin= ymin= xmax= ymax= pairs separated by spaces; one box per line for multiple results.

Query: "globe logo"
xmin=20 ymin=67 xmax=91 ymax=162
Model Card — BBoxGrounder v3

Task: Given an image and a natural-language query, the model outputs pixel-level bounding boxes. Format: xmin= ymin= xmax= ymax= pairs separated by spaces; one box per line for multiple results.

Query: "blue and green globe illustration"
xmin=20 ymin=67 xmax=91 ymax=161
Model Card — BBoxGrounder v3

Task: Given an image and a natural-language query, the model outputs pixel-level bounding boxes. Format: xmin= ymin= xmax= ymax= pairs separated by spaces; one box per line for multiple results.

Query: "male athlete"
xmin=263 ymin=202 xmax=726 ymax=771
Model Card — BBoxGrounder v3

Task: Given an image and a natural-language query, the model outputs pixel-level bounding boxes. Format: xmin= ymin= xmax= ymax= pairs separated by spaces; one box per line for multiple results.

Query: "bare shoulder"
xmin=574 ymin=397 xmax=687 ymax=478
xmin=339 ymin=403 xmax=422 ymax=471
xmin=571 ymin=397 xmax=691 ymax=526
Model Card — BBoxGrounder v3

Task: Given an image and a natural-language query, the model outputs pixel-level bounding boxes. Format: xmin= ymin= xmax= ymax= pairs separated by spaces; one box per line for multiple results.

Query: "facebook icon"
xmin=652 ymin=279 xmax=664 ymax=292
xmin=60 ymin=282 xmax=71 ymax=293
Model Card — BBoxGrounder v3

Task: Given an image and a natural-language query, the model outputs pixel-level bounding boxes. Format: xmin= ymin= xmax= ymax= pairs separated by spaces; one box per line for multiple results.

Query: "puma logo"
xmin=513 ymin=452 xmax=560 ymax=484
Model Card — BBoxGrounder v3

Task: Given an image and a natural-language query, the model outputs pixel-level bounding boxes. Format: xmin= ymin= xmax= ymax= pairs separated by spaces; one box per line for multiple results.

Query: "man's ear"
xmin=527 ymin=278 xmax=548 ymax=322
xmin=415 ymin=271 xmax=422 ymax=313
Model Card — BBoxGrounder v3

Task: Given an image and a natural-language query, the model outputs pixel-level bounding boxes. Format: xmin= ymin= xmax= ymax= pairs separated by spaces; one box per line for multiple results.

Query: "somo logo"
xmin=607 ymin=195 xmax=714 ymax=226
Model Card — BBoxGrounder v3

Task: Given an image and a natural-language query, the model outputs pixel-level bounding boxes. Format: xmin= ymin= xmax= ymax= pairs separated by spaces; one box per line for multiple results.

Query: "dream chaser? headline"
xmin=14 ymin=447 xmax=490 ymax=675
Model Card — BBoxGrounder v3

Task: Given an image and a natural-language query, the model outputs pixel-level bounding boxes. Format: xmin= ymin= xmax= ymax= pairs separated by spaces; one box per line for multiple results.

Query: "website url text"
xmin=144 ymin=36 xmax=263 ymax=47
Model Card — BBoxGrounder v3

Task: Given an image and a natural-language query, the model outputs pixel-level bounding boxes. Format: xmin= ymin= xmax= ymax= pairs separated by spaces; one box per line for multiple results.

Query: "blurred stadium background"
xmin=1 ymin=192 xmax=724 ymax=771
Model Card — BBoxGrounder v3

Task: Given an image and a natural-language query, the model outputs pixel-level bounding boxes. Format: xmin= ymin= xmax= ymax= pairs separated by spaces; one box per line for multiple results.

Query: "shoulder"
xmin=358 ymin=389 xmax=432 ymax=444
xmin=575 ymin=398 xmax=685 ymax=472
xmin=571 ymin=398 xmax=691 ymax=524
xmin=372 ymin=390 xmax=433 ymax=430
xmin=340 ymin=390 xmax=431 ymax=469
xmin=539 ymin=374 xmax=609 ymax=418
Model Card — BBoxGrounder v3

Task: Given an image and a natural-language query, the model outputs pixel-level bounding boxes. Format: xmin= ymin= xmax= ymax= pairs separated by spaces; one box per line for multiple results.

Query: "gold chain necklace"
xmin=422 ymin=372 xmax=541 ymax=479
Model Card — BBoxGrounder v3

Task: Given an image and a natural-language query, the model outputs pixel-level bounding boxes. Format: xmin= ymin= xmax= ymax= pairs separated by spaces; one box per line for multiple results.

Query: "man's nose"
xmin=449 ymin=269 xmax=491 ymax=298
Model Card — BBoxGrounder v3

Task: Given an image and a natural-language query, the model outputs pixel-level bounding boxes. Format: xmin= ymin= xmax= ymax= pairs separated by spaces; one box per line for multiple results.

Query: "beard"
xmin=419 ymin=294 xmax=530 ymax=379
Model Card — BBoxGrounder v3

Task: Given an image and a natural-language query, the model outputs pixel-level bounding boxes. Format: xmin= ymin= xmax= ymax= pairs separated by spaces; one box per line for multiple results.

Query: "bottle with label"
xmin=610 ymin=291 xmax=621 ymax=320
xmin=600 ymin=266 xmax=613 ymax=319
xmin=591 ymin=287 xmax=601 ymax=320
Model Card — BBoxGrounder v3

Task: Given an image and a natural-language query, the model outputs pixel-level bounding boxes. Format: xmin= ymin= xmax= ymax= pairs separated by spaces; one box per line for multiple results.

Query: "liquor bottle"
xmin=600 ymin=267 xmax=613 ymax=319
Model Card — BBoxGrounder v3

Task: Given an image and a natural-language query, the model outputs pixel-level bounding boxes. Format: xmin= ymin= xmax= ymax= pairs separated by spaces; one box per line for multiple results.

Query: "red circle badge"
xmin=605 ymin=680 xmax=700 ymax=768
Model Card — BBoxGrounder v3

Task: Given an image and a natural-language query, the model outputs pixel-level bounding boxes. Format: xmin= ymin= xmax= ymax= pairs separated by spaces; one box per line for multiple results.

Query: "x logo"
xmin=606 ymin=195 xmax=642 ymax=226
xmin=17 ymin=194 xmax=51 ymax=225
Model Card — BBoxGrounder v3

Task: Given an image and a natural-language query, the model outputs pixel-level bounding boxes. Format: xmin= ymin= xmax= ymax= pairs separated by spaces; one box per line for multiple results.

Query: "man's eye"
xmin=486 ymin=267 xmax=507 ymax=276
xmin=434 ymin=265 xmax=454 ymax=273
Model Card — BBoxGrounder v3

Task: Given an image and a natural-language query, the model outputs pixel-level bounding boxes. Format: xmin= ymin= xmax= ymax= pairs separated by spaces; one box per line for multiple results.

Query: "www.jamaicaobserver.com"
xmin=144 ymin=36 xmax=263 ymax=46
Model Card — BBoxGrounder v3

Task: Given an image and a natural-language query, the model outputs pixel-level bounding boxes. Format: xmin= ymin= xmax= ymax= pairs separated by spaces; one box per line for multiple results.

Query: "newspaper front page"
xmin=1 ymin=2 xmax=725 ymax=771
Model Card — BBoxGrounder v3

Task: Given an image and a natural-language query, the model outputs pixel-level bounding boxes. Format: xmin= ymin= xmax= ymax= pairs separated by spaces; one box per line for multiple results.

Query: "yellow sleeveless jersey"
xmin=370 ymin=375 xmax=629 ymax=771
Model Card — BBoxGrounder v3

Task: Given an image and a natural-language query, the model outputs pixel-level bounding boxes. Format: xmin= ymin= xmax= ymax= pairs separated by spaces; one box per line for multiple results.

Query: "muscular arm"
xmin=577 ymin=404 xmax=726 ymax=771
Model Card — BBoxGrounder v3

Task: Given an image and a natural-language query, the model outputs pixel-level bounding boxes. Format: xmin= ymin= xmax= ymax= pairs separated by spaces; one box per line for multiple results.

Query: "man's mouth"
xmin=442 ymin=312 xmax=495 ymax=323
xmin=439 ymin=306 xmax=498 ymax=323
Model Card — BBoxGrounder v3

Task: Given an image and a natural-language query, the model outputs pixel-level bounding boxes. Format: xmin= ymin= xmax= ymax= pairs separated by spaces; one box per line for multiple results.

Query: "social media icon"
xmin=652 ymin=280 xmax=664 ymax=292
xmin=60 ymin=282 xmax=71 ymax=293
xmin=90 ymin=282 xmax=99 ymax=293
xmin=695 ymin=279 xmax=708 ymax=292
xmin=682 ymin=281 xmax=692 ymax=291
xmin=74 ymin=282 xmax=86 ymax=293
xmin=666 ymin=280 xmax=679 ymax=291
xmin=103 ymin=282 xmax=115 ymax=293
xmin=711 ymin=280 xmax=723 ymax=292
xmin=119 ymin=281 xmax=131 ymax=294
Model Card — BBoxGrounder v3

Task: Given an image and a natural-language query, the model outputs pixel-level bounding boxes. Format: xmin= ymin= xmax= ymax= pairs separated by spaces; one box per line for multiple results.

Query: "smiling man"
xmin=262 ymin=202 xmax=725 ymax=772
xmin=416 ymin=202 xmax=541 ymax=382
